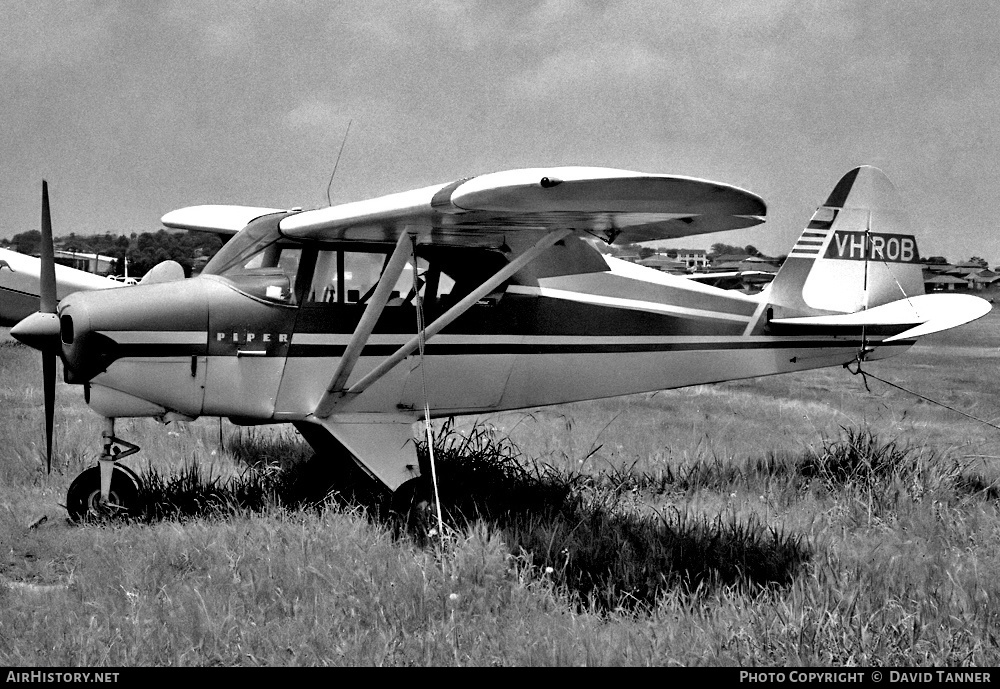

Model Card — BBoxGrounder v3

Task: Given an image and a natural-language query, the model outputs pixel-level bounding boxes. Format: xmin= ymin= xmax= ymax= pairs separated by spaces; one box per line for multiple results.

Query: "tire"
xmin=113 ymin=463 xmax=142 ymax=489
xmin=66 ymin=465 xmax=141 ymax=522
xmin=390 ymin=476 xmax=433 ymax=527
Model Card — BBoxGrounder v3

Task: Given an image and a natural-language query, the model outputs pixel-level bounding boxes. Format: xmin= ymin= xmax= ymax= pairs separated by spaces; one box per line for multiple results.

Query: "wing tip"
xmin=161 ymin=205 xmax=287 ymax=234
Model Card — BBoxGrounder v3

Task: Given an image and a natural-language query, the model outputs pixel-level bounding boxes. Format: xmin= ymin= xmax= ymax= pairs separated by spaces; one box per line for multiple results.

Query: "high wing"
xmin=161 ymin=205 xmax=287 ymax=237
xmin=162 ymin=167 xmax=766 ymax=246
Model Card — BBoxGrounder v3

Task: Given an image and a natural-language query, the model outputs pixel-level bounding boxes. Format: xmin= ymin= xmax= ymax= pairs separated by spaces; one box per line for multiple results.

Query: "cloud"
xmin=280 ymin=100 xmax=360 ymax=136
xmin=506 ymin=41 xmax=672 ymax=102
xmin=345 ymin=0 xmax=506 ymax=52
xmin=0 ymin=2 xmax=118 ymax=70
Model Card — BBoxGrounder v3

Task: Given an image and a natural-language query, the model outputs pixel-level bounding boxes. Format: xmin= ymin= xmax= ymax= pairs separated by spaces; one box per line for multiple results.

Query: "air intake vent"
xmin=60 ymin=315 xmax=74 ymax=345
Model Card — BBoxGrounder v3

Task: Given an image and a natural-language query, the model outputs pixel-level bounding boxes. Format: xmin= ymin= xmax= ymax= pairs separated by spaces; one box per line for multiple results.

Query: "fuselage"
xmin=55 ymin=220 xmax=913 ymax=425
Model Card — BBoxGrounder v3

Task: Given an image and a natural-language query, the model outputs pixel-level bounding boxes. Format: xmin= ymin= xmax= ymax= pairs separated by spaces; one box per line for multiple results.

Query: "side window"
xmin=303 ymin=247 xmax=464 ymax=308
xmin=343 ymin=252 xmax=387 ymax=303
xmin=308 ymin=250 xmax=339 ymax=303
xmin=389 ymin=257 xmax=455 ymax=305
xmin=305 ymin=250 xmax=395 ymax=304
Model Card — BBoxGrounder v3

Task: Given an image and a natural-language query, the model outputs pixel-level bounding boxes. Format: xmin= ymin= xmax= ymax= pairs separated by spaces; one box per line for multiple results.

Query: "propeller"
xmin=40 ymin=181 xmax=57 ymax=473
xmin=10 ymin=182 xmax=61 ymax=472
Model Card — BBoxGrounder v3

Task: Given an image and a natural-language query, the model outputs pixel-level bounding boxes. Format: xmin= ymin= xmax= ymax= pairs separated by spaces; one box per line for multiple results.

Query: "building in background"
xmin=53 ymin=250 xmax=116 ymax=275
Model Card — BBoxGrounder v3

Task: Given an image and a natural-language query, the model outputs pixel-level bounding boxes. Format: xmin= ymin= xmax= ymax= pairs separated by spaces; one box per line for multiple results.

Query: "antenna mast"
xmin=326 ymin=119 xmax=353 ymax=206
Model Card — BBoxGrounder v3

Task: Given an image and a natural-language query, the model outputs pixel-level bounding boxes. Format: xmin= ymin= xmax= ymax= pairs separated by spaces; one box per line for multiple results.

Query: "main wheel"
xmin=66 ymin=465 xmax=141 ymax=522
xmin=390 ymin=476 xmax=434 ymax=530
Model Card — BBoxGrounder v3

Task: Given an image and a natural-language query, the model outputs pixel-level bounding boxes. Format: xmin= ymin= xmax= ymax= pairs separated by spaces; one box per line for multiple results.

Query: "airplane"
xmin=683 ymin=269 xmax=776 ymax=291
xmin=0 ymin=237 xmax=174 ymax=327
xmin=0 ymin=245 xmax=120 ymax=326
xmin=9 ymin=166 xmax=991 ymax=521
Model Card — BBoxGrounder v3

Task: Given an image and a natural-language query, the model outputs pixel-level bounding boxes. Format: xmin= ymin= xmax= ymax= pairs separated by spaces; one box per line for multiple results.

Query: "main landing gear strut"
xmin=66 ymin=418 xmax=142 ymax=522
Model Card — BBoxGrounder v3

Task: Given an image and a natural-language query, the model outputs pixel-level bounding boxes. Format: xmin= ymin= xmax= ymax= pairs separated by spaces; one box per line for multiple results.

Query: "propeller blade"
xmin=43 ymin=351 xmax=55 ymax=473
xmin=40 ymin=180 xmax=57 ymax=314
xmin=40 ymin=180 xmax=57 ymax=473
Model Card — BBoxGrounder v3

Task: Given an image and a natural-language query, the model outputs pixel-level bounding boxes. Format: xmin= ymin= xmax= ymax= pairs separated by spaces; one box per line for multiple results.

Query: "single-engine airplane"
xmin=0 ymin=245 xmax=119 ymax=327
xmin=10 ymin=166 xmax=991 ymax=520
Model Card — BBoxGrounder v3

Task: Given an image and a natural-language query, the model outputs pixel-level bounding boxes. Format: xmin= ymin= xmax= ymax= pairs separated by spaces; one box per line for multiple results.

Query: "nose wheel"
xmin=66 ymin=464 xmax=141 ymax=521
xmin=66 ymin=419 xmax=143 ymax=522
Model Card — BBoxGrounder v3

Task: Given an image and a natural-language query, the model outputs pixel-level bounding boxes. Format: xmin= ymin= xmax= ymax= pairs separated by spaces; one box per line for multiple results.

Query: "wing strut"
xmin=314 ymin=231 xmax=413 ymax=417
xmin=314 ymin=227 xmax=572 ymax=415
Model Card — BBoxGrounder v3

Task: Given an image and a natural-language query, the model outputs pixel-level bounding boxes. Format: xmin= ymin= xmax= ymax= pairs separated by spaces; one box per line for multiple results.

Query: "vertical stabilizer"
xmin=767 ymin=166 xmax=924 ymax=317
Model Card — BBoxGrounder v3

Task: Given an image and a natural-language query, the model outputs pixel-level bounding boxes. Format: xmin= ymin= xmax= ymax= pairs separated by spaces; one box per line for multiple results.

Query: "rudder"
xmin=767 ymin=166 xmax=924 ymax=318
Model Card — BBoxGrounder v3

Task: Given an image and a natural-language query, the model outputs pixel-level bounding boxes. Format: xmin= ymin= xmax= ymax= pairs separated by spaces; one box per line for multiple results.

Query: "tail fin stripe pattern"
xmin=790 ymin=207 xmax=839 ymax=257
xmin=789 ymin=226 xmax=833 ymax=258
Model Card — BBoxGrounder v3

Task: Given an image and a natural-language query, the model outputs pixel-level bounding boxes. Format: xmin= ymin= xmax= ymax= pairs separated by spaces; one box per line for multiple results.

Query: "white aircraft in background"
xmin=9 ymin=166 xmax=990 ymax=520
xmin=683 ymin=269 xmax=776 ymax=291
xmin=0 ymin=238 xmax=182 ymax=327
xmin=0 ymin=245 xmax=119 ymax=327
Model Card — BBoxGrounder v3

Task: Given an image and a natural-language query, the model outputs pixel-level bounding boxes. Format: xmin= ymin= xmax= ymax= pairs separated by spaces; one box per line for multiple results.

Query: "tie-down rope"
xmin=411 ymin=236 xmax=446 ymax=541
xmin=845 ymin=357 xmax=1000 ymax=433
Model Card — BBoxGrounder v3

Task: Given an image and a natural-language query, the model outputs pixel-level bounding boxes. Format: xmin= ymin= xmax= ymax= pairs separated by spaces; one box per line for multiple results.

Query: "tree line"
xmin=0 ymin=230 xmax=224 ymax=278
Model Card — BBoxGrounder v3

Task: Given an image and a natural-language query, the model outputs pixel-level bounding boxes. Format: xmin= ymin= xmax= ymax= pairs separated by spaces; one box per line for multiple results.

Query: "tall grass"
xmin=6 ymin=415 xmax=999 ymax=665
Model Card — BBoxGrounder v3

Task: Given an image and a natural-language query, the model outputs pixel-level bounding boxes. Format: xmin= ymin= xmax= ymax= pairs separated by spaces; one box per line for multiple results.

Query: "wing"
xmin=163 ymin=167 xmax=765 ymax=247
xmin=161 ymin=205 xmax=288 ymax=236
xmin=0 ymin=247 xmax=119 ymax=326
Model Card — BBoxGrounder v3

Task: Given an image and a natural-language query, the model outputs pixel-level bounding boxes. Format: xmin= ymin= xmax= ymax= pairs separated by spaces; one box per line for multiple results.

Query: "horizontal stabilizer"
xmin=161 ymin=205 xmax=288 ymax=235
xmin=771 ymin=293 xmax=991 ymax=341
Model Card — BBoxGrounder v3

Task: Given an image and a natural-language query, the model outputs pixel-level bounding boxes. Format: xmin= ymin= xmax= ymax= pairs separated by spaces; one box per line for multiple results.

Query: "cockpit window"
xmin=204 ymin=223 xmax=507 ymax=310
xmin=202 ymin=221 xmax=303 ymax=304
xmin=305 ymin=250 xmax=456 ymax=306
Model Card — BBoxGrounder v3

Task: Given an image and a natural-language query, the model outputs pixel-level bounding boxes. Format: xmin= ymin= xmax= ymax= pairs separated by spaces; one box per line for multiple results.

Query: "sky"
xmin=2 ymin=0 xmax=999 ymax=262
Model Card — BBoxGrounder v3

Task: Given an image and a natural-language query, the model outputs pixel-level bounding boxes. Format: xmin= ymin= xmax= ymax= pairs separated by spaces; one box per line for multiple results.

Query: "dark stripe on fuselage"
xmin=292 ymin=294 xmax=748 ymax=338
xmin=286 ymin=338 xmax=909 ymax=357
xmin=96 ymin=288 xmax=914 ymax=363
xmin=107 ymin=337 xmax=912 ymax=359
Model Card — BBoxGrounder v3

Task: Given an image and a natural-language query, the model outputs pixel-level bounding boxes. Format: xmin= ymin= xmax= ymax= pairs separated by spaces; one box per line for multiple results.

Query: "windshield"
xmin=202 ymin=219 xmax=302 ymax=304
xmin=202 ymin=217 xmax=284 ymax=277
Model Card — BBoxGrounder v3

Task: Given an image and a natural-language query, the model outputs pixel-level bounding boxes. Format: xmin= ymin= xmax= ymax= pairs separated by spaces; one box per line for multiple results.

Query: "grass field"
xmin=1 ymin=308 xmax=999 ymax=666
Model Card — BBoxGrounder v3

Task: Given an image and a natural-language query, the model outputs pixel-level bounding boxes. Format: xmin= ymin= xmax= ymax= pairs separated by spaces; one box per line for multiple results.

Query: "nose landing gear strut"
xmin=66 ymin=419 xmax=142 ymax=522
